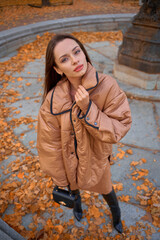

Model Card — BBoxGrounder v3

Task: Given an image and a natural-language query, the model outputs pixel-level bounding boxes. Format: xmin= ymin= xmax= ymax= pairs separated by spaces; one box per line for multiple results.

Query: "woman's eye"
xmin=75 ymin=49 xmax=81 ymax=55
xmin=61 ymin=57 xmax=68 ymax=63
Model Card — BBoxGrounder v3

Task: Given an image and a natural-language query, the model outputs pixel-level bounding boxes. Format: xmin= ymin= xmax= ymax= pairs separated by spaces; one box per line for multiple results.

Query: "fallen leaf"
xmin=56 ymin=224 xmax=64 ymax=234
xmin=141 ymin=212 xmax=153 ymax=223
xmin=17 ymin=77 xmax=23 ymax=81
xmin=126 ymin=149 xmax=133 ymax=155
xmin=17 ymin=172 xmax=24 ymax=179
xmin=25 ymin=82 xmax=31 ymax=86
xmin=119 ymin=195 xmax=130 ymax=202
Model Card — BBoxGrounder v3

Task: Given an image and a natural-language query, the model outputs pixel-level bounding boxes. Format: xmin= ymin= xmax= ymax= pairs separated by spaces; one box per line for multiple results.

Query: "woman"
xmin=37 ymin=34 xmax=132 ymax=234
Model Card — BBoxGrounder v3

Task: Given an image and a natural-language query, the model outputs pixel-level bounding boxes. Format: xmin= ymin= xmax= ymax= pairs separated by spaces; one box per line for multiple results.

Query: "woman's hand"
xmin=75 ymin=85 xmax=89 ymax=113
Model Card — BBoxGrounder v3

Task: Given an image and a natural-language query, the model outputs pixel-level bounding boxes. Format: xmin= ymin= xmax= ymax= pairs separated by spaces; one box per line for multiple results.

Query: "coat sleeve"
xmin=77 ymin=77 xmax=132 ymax=144
xmin=37 ymin=98 xmax=68 ymax=187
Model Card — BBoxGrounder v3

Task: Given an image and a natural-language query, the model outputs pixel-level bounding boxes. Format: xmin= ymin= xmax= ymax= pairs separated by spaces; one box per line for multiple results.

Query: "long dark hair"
xmin=43 ymin=33 xmax=92 ymax=102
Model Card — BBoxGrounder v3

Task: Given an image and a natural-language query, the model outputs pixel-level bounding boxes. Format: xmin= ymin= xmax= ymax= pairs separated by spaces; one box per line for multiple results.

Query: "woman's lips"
xmin=74 ymin=64 xmax=83 ymax=72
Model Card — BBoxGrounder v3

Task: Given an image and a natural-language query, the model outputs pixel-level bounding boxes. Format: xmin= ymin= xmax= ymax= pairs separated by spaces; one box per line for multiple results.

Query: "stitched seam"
xmin=86 ymin=71 xmax=99 ymax=91
xmin=84 ymin=118 xmax=99 ymax=129
xmin=84 ymin=101 xmax=99 ymax=129
xmin=77 ymin=109 xmax=83 ymax=119
xmin=50 ymin=88 xmax=71 ymax=116
xmin=70 ymin=102 xmax=79 ymax=160
xmin=77 ymin=99 xmax=92 ymax=120
xmin=51 ymin=71 xmax=99 ymax=116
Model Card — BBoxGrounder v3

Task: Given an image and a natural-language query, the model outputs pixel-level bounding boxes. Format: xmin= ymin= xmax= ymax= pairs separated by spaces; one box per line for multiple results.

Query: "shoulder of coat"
xmin=97 ymin=72 xmax=119 ymax=90
xmin=46 ymin=88 xmax=55 ymax=102
xmin=39 ymin=88 xmax=54 ymax=113
xmin=45 ymin=78 xmax=67 ymax=102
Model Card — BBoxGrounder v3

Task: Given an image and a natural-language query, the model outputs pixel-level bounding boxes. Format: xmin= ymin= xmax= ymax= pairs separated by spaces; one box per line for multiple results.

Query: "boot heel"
xmin=114 ymin=220 xmax=123 ymax=234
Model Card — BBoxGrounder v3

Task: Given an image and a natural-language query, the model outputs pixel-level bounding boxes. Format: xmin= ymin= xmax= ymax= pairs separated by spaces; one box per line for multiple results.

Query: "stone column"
xmin=114 ymin=0 xmax=160 ymax=90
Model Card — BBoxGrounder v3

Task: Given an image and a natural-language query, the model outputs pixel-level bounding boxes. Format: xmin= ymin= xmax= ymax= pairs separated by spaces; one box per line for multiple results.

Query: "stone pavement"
xmin=0 ymin=38 xmax=160 ymax=239
xmin=0 ymin=218 xmax=25 ymax=240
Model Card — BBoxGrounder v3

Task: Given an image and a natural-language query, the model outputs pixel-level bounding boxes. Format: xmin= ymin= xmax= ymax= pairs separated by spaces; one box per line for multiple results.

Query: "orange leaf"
xmin=15 ymin=110 xmax=21 ymax=114
xmin=28 ymin=124 xmax=34 ymax=129
xmin=17 ymin=77 xmax=23 ymax=81
xmin=119 ymin=195 xmax=130 ymax=202
xmin=57 ymin=208 xmax=63 ymax=213
xmin=126 ymin=149 xmax=133 ymax=155
xmin=83 ymin=193 xmax=90 ymax=199
xmin=116 ymin=149 xmax=125 ymax=159
xmin=94 ymin=217 xmax=103 ymax=225
xmin=130 ymin=161 xmax=139 ymax=167
xmin=141 ymin=158 xmax=147 ymax=163
xmin=89 ymin=205 xmax=101 ymax=218
xmin=137 ymin=186 xmax=141 ymax=191
xmin=113 ymin=183 xmax=123 ymax=191
xmin=17 ymin=172 xmax=24 ymax=179
xmin=25 ymin=83 xmax=31 ymax=86
xmin=56 ymin=224 xmax=64 ymax=234
xmin=46 ymin=219 xmax=54 ymax=229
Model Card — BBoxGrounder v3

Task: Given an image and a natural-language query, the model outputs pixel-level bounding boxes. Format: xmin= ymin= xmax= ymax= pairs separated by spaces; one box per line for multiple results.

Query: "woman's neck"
xmin=69 ymin=77 xmax=81 ymax=102
xmin=69 ymin=77 xmax=82 ymax=91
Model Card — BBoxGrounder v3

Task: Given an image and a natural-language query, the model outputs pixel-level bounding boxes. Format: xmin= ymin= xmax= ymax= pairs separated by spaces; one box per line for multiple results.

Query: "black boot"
xmin=72 ymin=190 xmax=82 ymax=221
xmin=102 ymin=188 xmax=123 ymax=234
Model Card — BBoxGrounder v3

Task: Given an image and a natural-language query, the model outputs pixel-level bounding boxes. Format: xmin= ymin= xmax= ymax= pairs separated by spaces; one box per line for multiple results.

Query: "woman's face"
xmin=53 ymin=38 xmax=88 ymax=80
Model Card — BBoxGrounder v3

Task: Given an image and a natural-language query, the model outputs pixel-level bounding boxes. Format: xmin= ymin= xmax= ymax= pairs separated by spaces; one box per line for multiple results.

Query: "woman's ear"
xmin=53 ymin=66 xmax=63 ymax=76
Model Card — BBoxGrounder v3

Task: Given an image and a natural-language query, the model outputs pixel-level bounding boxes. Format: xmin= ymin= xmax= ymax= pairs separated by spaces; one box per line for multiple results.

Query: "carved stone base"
xmin=116 ymin=0 xmax=160 ymax=89
xmin=117 ymin=22 xmax=160 ymax=74
xmin=114 ymin=59 xmax=160 ymax=90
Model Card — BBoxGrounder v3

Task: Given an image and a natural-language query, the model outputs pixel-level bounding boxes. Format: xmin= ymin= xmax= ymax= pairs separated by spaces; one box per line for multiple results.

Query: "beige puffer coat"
xmin=37 ymin=63 xmax=132 ymax=194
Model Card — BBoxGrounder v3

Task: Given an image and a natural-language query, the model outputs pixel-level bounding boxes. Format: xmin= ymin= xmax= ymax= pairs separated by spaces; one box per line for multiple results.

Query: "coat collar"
xmin=81 ymin=62 xmax=98 ymax=91
xmin=50 ymin=63 xmax=99 ymax=115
